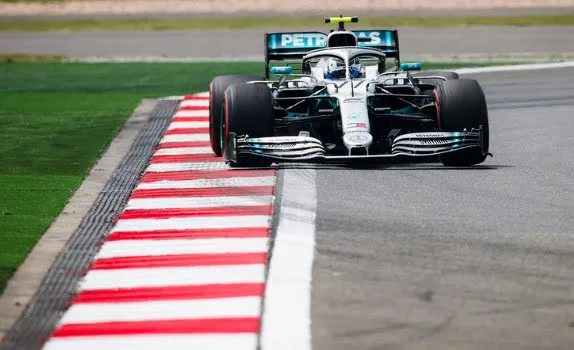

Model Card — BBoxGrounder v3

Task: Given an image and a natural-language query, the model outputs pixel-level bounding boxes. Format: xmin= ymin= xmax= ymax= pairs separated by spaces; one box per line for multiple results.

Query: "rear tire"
xmin=223 ymin=83 xmax=275 ymax=167
xmin=209 ymin=75 xmax=264 ymax=156
xmin=434 ymin=79 xmax=489 ymax=166
xmin=413 ymin=70 xmax=459 ymax=86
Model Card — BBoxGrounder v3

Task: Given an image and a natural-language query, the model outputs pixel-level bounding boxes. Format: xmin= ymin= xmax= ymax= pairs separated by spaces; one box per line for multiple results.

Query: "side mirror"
xmin=400 ymin=62 xmax=422 ymax=71
xmin=270 ymin=66 xmax=293 ymax=75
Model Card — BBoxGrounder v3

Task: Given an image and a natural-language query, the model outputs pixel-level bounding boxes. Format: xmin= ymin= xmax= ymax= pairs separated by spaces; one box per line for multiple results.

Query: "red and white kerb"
xmin=42 ymin=93 xmax=277 ymax=350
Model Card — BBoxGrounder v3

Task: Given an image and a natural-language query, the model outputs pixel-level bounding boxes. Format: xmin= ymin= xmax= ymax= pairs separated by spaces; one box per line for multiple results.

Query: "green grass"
xmin=0 ymin=15 xmax=573 ymax=32
xmin=0 ymin=59 xmax=523 ymax=293
xmin=0 ymin=61 xmax=274 ymax=293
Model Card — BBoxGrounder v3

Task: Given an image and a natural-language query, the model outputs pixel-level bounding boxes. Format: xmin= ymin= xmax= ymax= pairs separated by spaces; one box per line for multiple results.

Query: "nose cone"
xmin=343 ymin=132 xmax=373 ymax=152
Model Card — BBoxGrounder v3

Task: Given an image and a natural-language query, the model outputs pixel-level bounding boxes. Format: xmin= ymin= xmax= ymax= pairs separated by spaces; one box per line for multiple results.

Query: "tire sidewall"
xmin=434 ymin=79 xmax=489 ymax=166
xmin=223 ymin=83 xmax=274 ymax=166
xmin=208 ymin=75 xmax=264 ymax=156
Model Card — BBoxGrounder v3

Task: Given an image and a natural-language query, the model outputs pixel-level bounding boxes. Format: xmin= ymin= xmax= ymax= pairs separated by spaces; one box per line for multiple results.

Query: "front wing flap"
xmin=226 ymin=126 xmax=487 ymax=164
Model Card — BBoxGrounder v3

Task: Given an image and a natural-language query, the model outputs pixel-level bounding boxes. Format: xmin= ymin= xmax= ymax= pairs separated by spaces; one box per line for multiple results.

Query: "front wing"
xmin=225 ymin=126 xmax=487 ymax=164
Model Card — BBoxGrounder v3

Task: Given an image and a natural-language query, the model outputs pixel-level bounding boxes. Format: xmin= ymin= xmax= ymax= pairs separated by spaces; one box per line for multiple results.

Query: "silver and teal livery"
xmin=221 ymin=16 xmax=491 ymax=166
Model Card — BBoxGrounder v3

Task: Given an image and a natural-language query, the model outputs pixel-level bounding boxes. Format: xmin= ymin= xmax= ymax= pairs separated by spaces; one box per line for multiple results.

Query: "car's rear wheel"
xmin=209 ymin=75 xmax=264 ymax=156
xmin=223 ymin=83 xmax=274 ymax=167
xmin=434 ymin=79 xmax=489 ymax=166
xmin=413 ymin=70 xmax=459 ymax=86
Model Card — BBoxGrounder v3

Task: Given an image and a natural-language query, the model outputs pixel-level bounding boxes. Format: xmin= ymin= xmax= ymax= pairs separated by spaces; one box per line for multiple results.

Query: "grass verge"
xmin=1 ymin=15 xmax=574 ymax=32
xmin=0 ymin=59 xmax=511 ymax=293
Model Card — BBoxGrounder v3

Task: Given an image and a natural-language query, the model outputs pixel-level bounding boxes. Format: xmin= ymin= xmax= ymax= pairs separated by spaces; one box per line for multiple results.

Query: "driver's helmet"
xmin=350 ymin=58 xmax=366 ymax=79
xmin=324 ymin=57 xmax=346 ymax=79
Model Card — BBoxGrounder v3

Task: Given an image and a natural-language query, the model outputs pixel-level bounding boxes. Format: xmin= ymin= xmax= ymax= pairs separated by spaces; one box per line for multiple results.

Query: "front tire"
xmin=209 ymin=75 xmax=264 ymax=156
xmin=434 ymin=79 xmax=489 ymax=166
xmin=223 ymin=83 xmax=275 ymax=167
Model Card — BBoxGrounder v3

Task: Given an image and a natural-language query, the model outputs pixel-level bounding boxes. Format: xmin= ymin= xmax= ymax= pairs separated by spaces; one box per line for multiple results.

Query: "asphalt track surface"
xmin=1 ymin=26 xmax=574 ymax=59
xmin=309 ymin=67 xmax=574 ymax=349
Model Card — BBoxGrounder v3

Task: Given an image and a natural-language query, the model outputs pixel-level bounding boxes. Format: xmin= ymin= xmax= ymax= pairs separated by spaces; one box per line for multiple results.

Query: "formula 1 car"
xmin=208 ymin=16 xmax=490 ymax=167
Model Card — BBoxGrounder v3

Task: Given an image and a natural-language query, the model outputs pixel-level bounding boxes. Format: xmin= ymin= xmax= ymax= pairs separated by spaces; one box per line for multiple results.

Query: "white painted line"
xmin=136 ymin=176 xmax=276 ymax=189
xmin=455 ymin=61 xmax=574 ymax=74
xmin=147 ymin=161 xmax=228 ymax=172
xmin=160 ymin=95 xmax=185 ymax=101
xmin=195 ymin=92 xmax=211 ymax=98
xmin=43 ymin=334 xmax=257 ymax=350
xmin=180 ymin=99 xmax=209 ymax=108
xmin=113 ymin=216 xmax=271 ymax=232
xmin=96 ymin=238 xmax=269 ymax=259
xmin=167 ymin=122 xmax=209 ymax=130
xmin=159 ymin=134 xmax=210 ymax=144
xmin=261 ymin=169 xmax=317 ymax=350
xmin=60 ymin=296 xmax=262 ymax=324
xmin=154 ymin=147 xmax=214 ymax=156
xmin=125 ymin=196 xmax=274 ymax=210
xmin=173 ymin=109 xmax=209 ymax=118
xmin=79 ymin=264 xmax=266 ymax=290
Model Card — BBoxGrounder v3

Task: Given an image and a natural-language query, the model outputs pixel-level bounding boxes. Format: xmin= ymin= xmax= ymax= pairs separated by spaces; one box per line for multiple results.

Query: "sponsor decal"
xmin=344 ymin=98 xmax=364 ymax=104
xmin=355 ymin=122 xmax=367 ymax=128
xmin=280 ymin=33 xmax=326 ymax=48
xmin=348 ymin=113 xmax=361 ymax=120
xmin=355 ymin=31 xmax=382 ymax=45
xmin=349 ymin=134 xmax=369 ymax=142
xmin=248 ymin=136 xmax=319 ymax=143
xmin=269 ymin=30 xmax=395 ymax=50
xmin=418 ymin=139 xmax=452 ymax=145
xmin=415 ymin=133 xmax=447 ymax=138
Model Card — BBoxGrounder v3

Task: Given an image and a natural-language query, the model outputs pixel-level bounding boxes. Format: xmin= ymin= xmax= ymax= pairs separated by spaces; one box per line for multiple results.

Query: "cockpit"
xmin=302 ymin=49 xmax=387 ymax=81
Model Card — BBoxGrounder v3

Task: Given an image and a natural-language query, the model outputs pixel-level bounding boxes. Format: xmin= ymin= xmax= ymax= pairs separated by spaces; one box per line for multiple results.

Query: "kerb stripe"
xmin=107 ymin=227 xmax=270 ymax=241
xmin=52 ymin=317 xmax=260 ymax=337
xmin=73 ymin=283 xmax=266 ymax=303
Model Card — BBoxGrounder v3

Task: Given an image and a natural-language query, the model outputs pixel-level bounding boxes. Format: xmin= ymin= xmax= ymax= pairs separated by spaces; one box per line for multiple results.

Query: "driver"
xmin=323 ymin=57 xmax=366 ymax=79
xmin=324 ymin=57 xmax=346 ymax=79
xmin=350 ymin=58 xmax=366 ymax=79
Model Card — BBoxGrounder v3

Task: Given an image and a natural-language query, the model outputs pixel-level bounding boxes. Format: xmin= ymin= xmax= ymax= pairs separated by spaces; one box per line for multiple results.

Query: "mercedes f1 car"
xmin=208 ymin=16 xmax=490 ymax=167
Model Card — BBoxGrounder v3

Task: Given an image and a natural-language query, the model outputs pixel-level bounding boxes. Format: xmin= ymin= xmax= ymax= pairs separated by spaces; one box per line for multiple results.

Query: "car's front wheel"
xmin=209 ymin=75 xmax=264 ymax=156
xmin=223 ymin=82 xmax=275 ymax=167
xmin=434 ymin=79 xmax=490 ymax=166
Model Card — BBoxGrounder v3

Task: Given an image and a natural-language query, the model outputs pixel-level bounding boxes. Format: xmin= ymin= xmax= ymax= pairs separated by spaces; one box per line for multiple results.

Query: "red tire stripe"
xmin=131 ymin=186 xmax=274 ymax=199
xmin=52 ymin=317 xmax=260 ymax=337
xmin=433 ymin=89 xmax=442 ymax=129
xmin=209 ymin=81 xmax=217 ymax=153
xmin=224 ymin=90 xmax=230 ymax=153
xmin=119 ymin=206 xmax=273 ymax=220
xmin=73 ymin=283 xmax=265 ymax=303
xmin=107 ymin=227 xmax=270 ymax=241
xmin=91 ymin=252 xmax=267 ymax=270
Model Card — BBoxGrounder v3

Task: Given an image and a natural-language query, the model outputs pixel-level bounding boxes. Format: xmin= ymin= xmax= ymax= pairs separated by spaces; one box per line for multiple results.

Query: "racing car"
xmin=208 ymin=16 xmax=490 ymax=167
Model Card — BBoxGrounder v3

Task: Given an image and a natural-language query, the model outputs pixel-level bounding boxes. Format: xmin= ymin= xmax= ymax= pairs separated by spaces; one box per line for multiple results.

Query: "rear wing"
xmin=264 ymin=29 xmax=400 ymax=77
